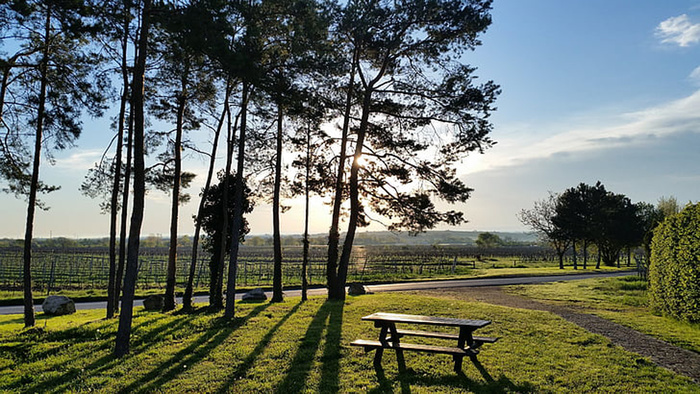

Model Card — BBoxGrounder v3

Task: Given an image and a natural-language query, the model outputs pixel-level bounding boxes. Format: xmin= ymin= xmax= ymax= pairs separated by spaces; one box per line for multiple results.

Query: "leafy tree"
xmin=78 ymin=0 xmax=137 ymax=319
xmin=260 ymin=0 xmax=333 ymax=304
xmin=237 ymin=0 xmax=334 ymax=304
xmin=635 ymin=201 xmax=663 ymax=279
xmin=657 ymin=195 xmax=680 ymax=217
xmin=1 ymin=0 xmax=108 ymax=327
xmin=475 ymin=232 xmax=503 ymax=248
xmin=595 ymin=191 xmax=641 ymax=267
xmin=149 ymin=1 xmax=217 ymax=312
xmin=553 ymin=182 xmax=643 ymax=268
xmin=198 ymin=171 xmax=253 ymax=305
xmin=326 ymin=0 xmax=499 ymax=300
xmin=649 ymin=203 xmax=700 ymax=322
xmin=517 ymin=193 xmax=571 ymax=268
xmin=552 ymin=182 xmax=608 ymax=269
xmin=183 ymin=82 xmax=232 ymax=310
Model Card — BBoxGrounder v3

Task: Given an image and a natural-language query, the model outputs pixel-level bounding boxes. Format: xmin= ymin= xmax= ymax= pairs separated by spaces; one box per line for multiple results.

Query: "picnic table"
xmin=350 ymin=312 xmax=498 ymax=373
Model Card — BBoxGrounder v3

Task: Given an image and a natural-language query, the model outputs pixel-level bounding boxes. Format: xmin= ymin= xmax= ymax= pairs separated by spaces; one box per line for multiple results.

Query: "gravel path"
xmin=418 ymin=286 xmax=700 ymax=384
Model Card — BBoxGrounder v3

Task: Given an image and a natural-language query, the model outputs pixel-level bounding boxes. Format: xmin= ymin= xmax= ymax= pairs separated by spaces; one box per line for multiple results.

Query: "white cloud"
xmin=53 ymin=149 xmax=104 ymax=171
xmin=462 ymin=89 xmax=700 ymax=175
xmin=656 ymin=14 xmax=700 ymax=47
xmin=690 ymin=66 xmax=700 ymax=84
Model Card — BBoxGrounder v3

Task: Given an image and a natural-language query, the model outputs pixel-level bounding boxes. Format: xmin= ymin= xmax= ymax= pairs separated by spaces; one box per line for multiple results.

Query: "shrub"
xmin=649 ymin=203 xmax=700 ymax=322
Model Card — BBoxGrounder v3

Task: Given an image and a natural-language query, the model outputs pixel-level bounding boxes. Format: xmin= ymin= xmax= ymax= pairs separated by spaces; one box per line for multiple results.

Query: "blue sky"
xmin=1 ymin=0 xmax=699 ymax=238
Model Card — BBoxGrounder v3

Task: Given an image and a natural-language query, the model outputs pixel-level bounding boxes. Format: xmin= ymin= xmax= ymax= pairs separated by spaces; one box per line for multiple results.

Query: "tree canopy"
xmin=521 ymin=183 xmax=662 ymax=268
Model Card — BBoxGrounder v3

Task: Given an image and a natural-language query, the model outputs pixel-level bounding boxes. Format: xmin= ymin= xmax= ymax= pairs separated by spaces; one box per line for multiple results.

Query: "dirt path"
xmin=418 ymin=286 xmax=700 ymax=384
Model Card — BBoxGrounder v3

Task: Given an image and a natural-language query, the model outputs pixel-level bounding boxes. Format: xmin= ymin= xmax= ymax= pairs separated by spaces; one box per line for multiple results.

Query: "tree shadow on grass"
xmin=274 ymin=300 xmax=344 ymax=393
xmin=120 ymin=303 xmax=272 ymax=392
xmin=214 ymin=301 xmax=304 ymax=393
xmin=23 ymin=304 xmax=270 ymax=393
xmin=0 ymin=316 xmax=26 ymax=326
xmin=14 ymin=314 xmax=167 ymax=393
xmin=368 ymin=358 xmax=537 ymax=393
xmin=3 ymin=314 xmax=170 ymax=391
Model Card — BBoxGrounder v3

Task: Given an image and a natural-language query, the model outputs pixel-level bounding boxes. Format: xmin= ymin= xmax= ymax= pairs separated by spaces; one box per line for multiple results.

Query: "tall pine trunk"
xmin=271 ymin=105 xmax=283 ymax=303
xmin=301 ymin=126 xmax=311 ymax=302
xmin=22 ymin=7 xmax=52 ymax=328
xmin=211 ymin=93 xmax=237 ymax=309
xmin=327 ymin=49 xmax=357 ymax=299
xmin=115 ymin=0 xmax=150 ymax=357
xmin=225 ymin=82 xmax=250 ymax=319
xmin=115 ymin=104 xmax=134 ymax=313
xmin=107 ymin=7 xmax=131 ymax=317
xmin=334 ymin=88 xmax=372 ymax=300
xmin=164 ymin=89 xmax=186 ymax=312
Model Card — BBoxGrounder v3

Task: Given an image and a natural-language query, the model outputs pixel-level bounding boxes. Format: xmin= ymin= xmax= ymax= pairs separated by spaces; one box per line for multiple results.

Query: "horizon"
xmin=0 ymin=228 xmax=538 ymax=241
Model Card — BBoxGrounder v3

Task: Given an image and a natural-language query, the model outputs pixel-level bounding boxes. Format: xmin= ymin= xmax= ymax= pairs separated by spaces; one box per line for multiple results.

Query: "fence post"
xmin=47 ymin=257 xmax=56 ymax=296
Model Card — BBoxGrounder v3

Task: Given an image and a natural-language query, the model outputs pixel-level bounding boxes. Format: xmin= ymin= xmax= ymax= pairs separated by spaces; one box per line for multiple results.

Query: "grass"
xmin=1 ymin=292 xmax=697 ymax=392
xmin=507 ymin=276 xmax=700 ymax=353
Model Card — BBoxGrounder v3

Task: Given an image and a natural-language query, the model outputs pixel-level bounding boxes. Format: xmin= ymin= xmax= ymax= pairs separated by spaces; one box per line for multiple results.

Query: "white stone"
xmin=42 ymin=295 xmax=76 ymax=315
xmin=242 ymin=288 xmax=267 ymax=301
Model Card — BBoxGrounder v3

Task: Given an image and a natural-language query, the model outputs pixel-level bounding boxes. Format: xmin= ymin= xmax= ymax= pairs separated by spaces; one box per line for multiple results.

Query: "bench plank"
xmin=350 ymin=339 xmax=479 ymax=357
xmin=362 ymin=312 xmax=491 ymax=328
xmin=393 ymin=329 xmax=498 ymax=344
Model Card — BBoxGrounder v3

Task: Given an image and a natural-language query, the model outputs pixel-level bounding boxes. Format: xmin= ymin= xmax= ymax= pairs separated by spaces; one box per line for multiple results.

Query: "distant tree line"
xmin=518 ymin=182 xmax=682 ymax=271
xmin=1 ymin=0 xmax=499 ymax=357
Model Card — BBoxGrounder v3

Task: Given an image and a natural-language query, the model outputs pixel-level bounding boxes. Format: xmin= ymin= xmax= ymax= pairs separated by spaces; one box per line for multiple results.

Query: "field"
xmin=0 ymin=245 xmax=632 ymax=303
xmin=1 ymin=289 xmax=697 ymax=392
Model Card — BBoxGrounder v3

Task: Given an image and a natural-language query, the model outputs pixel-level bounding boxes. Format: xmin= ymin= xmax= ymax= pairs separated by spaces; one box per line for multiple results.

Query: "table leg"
xmin=454 ymin=326 xmax=474 ymax=372
xmin=388 ymin=323 xmax=406 ymax=373
xmin=374 ymin=325 xmax=388 ymax=368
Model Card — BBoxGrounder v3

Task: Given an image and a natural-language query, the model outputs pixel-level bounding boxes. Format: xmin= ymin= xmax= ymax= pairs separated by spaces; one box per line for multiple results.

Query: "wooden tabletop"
xmin=361 ymin=312 xmax=491 ymax=329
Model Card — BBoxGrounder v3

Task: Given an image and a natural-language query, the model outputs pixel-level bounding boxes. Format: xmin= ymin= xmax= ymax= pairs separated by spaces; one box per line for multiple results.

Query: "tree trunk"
xmin=211 ymin=91 xmax=237 ymax=310
xmin=22 ymin=7 xmax=52 ymax=328
xmin=184 ymin=83 xmax=230 ymax=310
xmin=271 ymin=105 xmax=284 ymax=303
xmin=557 ymin=250 xmax=564 ymax=269
xmin=225 ymin=82 xmax=250 ymax=319
xmin=582 ymin=239 xmax=588 ymax=270
xmin=301 ymin=127 xmax=311 ymax=302
xmin=627 ymin=247 xmax=631 ymax=267
xmin=107 ymin=10 xmax=131 ymax=317
xmin=115 ymin=0 xmax=150 ymax=357
xmin=334 ymin=87 xmax=372 ymax=300
xmin=115 ymin=103 xmax=134 ymax=313
xmin=327 ymin=49 xmax=357 ymax=299
xmin=572 ymin=240 xmax=577 ymax=270
xmin=164 ymin=90 xmax=186 ymax=312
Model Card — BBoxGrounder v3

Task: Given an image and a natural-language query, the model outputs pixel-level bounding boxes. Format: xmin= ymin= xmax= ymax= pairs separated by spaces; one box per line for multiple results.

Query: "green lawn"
xmin=507 ymin=276 xmax=700 ymax=354
xmin=1 ymin=292 xmax=697 ymax=392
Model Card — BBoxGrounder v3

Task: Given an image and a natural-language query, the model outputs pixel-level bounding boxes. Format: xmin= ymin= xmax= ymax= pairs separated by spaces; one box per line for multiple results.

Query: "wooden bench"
xmin=350 ymin=312 xmax=498 ymax=373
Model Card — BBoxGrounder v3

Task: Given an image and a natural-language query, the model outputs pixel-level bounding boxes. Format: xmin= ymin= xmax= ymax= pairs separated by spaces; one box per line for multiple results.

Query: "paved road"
xmin=0 ymin=270 xmax=635 ymax=315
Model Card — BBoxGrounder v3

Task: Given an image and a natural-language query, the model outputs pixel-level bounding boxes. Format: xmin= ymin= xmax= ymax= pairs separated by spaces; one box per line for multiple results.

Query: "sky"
xmin=1 ymin=0 xmax=699 ymax=238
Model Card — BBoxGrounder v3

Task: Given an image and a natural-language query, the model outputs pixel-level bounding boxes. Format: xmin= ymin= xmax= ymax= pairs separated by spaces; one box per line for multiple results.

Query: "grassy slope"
xmin=1 ymin=293 xmax=697 ymax=393
xmin=507 ymin=276 xmax=700 ymax=354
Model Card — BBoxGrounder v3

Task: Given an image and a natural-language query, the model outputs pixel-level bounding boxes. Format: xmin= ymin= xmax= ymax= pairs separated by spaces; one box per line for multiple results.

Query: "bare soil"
xmin=416 ymin=286 xmax=700 ymax=384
